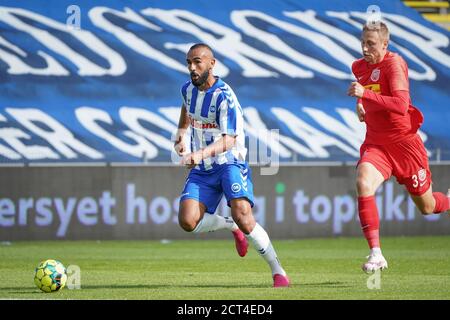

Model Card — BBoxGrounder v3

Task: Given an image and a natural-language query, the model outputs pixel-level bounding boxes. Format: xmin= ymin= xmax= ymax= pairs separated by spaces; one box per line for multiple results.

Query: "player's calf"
xmin=411 ymin=191 xmax=449 ymax=215
xmin=431 ymin=191 xmax=450 ymax=214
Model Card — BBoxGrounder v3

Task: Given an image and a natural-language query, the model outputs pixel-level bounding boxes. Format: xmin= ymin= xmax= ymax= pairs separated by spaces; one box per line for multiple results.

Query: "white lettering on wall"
xmin=0 ymin=7 xmax=126 ymax=76
xmin=6 ymin=108 xmax=103 ymax=159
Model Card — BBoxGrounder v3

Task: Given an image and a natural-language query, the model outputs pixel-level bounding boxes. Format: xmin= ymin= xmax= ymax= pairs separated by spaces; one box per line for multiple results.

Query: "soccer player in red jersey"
xmin=347 ymin=22 xmax=450 ymax=273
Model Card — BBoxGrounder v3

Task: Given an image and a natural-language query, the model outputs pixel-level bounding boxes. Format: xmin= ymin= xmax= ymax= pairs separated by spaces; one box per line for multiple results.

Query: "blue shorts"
xmin=180 ymin=162 xmax=254 ymax=214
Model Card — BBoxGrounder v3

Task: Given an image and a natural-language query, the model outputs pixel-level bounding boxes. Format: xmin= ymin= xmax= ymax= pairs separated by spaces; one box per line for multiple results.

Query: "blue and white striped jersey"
xmin=181 ymin=76 xmax=247 ymax=171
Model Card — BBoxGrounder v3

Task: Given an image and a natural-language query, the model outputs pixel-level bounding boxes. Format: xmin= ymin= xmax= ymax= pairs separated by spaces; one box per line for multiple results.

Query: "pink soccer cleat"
xmin=232 ymin=229 xmax=248 ymax=257
xmin=273 ymin=274 xmax=290 ymax=288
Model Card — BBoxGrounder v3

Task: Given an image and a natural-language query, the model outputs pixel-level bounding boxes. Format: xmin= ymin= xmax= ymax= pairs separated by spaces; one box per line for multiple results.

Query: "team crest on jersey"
xmin=418 ymin=168 xmax=426 ymax=181
xmin=209 ymin=105 xmax=216 ymax=113
xmin=370 ymin=68 xmax=380 ymax=81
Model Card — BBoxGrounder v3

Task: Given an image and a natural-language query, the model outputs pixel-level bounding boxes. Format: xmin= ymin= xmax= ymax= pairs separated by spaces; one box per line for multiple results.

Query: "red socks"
xmin=358 ymin=196 xmax=380 ymax=249
xmin=357 ymin=192 xmax=448 ymax=249
xmin=433 ymin=192 xmax=450 ymax=213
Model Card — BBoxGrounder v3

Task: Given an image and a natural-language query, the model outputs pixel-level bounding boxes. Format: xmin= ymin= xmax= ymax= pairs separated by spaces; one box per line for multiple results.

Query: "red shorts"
xmin=358 ymin=134 xmax=431 ymax=196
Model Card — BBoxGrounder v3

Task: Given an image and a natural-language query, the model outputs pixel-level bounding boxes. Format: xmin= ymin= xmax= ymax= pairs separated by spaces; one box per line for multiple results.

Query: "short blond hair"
xmin=363 ymin=21 xmax=389 ymax=41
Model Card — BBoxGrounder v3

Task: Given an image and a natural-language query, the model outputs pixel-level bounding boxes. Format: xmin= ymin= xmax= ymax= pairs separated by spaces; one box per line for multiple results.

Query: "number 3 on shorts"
xmin=411 ymin=168 xmax=427 ymax=189
xmin=412 ymin=174 xmax=418 ymax=188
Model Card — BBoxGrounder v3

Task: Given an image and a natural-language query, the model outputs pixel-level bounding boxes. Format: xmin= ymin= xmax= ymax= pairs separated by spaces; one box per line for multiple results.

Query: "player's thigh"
xmin=409 ymin=185 xmax=435 ymax=215
xmin=379 ymin=135 xmax=434 ymax=212
xmin=357 ymin=144 xmax=391 ymax=196
xmin=179 ymin=198 xmax=207 ymax=224
xmin=391 ymin=136 xmax=432 ymax=197
xmin=179 ymin=173 xmax=222 ymax=217
xmin=221 ymin=163 xmax=254 ymax=209
xmin=356 ymin=162 xmax=386 ymax=196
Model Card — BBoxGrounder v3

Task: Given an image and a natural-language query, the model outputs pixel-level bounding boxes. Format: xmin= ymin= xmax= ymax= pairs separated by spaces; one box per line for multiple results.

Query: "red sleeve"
xmin=362 ymin=89 xmax=409 ymax=115
xmin=351 ymin=60 xmax=363 ymax=78
xmin=388 ymin=57 xmax=409 ymax=92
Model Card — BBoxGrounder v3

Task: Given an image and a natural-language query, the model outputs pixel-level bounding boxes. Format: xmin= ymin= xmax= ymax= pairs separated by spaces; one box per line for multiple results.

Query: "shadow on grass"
xmin=2 ymin=283 xmax=275 ymax=294
xmin=77 ymin=283 xmax=273 ymax=289
xmin=2 ymin=281 xmax=347 ymax=294
xmin=1 ymin=287 xmax=45 ymax=295
xmin=299 ymin=281 xmax=352 ymax=288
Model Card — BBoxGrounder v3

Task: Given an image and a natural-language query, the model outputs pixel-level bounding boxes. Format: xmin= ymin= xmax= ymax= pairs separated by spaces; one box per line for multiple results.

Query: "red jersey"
xmin=352 ymin=51 xmax=423 ymax=145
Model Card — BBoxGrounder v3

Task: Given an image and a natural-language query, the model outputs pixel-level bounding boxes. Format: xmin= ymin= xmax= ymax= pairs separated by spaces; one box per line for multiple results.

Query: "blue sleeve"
xmin=181 ymin=82 xmax=189 ymax=106
xmin=216 ymin=91 xmax=238 ymax=136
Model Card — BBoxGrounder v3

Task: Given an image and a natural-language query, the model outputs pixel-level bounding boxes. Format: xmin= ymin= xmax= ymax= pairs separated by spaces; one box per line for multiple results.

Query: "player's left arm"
xmin=351 ymin=63 xmax=366 ymax=122
xmin=356 ymin=100 xmax=366 ymax=122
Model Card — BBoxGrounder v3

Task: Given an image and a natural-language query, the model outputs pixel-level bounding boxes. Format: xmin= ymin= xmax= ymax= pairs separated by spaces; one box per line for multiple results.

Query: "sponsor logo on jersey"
xmin=190 ymin=118 xmax=218 ymax=129
xmin=363 ymin=83 xmax=381 ymax=93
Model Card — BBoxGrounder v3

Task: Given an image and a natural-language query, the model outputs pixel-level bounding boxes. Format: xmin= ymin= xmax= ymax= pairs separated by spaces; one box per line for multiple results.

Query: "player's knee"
xmin=231 ymin=200 xmax=253 ymax=233
xmin=418 ymin=203 xmax=435 ymax=215
xmin=234 ymin=217 xmax=253 ymax=234
xmin=178 ymin=215 xmax=197 ymax=232
xmin=356 ymin=177 xmax=373 ymax=196
xmin=231 ymin=200 xmax=251 ymax=216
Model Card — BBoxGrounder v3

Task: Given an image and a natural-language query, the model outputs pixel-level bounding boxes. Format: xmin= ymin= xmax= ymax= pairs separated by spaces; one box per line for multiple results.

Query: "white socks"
xmin=370 ymin=247 xmax=382 ymax=256
xmin=246 ymin=223 xmax=286 ymax=276
xmin=192 ymin=214 xmax=238 ymax=233
xmin=192 ymin=217 xmax=286 ymax=276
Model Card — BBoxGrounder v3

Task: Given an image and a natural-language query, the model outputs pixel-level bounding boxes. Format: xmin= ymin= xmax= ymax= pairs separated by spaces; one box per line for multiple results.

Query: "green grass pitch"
xmin=0 ymin=236 xmax=449 ymax=300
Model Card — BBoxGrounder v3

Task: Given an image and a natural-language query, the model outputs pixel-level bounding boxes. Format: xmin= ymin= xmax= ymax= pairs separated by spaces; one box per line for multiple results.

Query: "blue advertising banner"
xmin=1 ymin=0 xmax=449 ymax=163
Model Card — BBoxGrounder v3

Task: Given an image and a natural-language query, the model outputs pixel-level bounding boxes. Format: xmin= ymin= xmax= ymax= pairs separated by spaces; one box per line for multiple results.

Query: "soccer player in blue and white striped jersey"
xmin=174 ymin=43 xmax=289 ymax=287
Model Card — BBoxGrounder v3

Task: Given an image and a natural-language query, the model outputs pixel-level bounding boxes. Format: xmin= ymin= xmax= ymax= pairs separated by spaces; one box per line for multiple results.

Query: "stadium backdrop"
xmin=0 ymin=0 xmax=449 ymax=240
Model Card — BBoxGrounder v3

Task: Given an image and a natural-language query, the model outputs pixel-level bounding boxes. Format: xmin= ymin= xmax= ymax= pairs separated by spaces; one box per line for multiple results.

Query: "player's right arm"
xmin=356 ymin=99 xmax=365 ymax=122
xmin=351 ymin=61 xmax=365 ymax=122
xmin=174 ymin=104 xmax=189 ymax=156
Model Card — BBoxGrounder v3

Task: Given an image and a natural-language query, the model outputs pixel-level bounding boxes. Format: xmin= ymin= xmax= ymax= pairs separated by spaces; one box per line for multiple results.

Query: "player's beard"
xmin=191 ymin=70 xmax=209 ymax=87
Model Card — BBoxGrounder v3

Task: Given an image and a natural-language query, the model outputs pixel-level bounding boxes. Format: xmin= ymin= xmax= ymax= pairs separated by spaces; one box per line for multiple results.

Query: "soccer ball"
xmin=34 ymin=259 xmax=67 ymax=293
